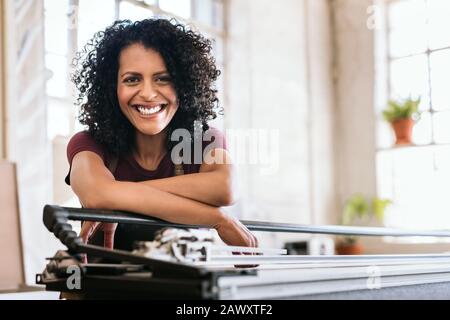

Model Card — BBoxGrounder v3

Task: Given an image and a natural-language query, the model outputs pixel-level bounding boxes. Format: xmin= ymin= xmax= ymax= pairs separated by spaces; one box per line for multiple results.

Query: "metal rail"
xmin=44 ymin=204 xmax=450 ymax=238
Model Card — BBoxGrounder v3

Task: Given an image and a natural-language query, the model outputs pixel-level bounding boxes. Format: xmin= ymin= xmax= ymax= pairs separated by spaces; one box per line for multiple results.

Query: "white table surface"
xmin=0 ymin=290 xmax=60 ymax=300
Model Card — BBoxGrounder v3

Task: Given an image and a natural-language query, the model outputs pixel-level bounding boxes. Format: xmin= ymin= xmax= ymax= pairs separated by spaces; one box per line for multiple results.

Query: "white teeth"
xmin=136 ymin=105 xmax=163 ymax=115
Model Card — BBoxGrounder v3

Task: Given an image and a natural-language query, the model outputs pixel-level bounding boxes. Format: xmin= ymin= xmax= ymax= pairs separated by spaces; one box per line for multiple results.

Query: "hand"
xmin=213 ymin=211 xmax=259 ymax=268
xmin=79 ymin=221 xmax=117 ymax=263
xmin=213 ymin=212 xmax=258 ymax=248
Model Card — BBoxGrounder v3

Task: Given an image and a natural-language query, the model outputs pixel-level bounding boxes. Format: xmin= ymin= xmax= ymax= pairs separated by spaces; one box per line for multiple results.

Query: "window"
xmin=376 ymin=0 xmax=450 ymax=231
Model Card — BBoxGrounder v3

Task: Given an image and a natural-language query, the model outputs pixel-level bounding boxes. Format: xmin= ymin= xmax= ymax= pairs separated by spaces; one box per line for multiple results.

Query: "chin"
xmin=136 ymin=124 xmax=168 ymax=136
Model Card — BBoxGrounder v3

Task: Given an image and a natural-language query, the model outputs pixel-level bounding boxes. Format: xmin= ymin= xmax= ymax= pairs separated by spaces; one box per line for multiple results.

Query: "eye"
xmin=155 ymin=75 xmax=172 ymax=84
xmin=123 ymin=76 xmax=140 ymax=84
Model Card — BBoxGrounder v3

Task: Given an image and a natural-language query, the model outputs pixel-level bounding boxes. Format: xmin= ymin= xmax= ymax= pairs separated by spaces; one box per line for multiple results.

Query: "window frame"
xmin=375 ymin=0 xmax=450 ymax=243
xmin=384 ymin=0 xmax=450 ymax=148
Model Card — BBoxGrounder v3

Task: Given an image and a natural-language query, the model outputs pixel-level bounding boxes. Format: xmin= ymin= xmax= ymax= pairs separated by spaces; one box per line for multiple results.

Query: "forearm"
xmin=138 ymin=171 xmax=235 ymax=206
xmin=99 ymin=180 xmax=225 ymax=227
xmin=70 ymin=151 xmax=256 ymax=248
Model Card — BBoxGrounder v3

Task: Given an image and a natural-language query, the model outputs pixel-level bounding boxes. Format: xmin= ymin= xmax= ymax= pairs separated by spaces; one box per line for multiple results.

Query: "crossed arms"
xmin=70 ymin=149 xmax=257 ymax=248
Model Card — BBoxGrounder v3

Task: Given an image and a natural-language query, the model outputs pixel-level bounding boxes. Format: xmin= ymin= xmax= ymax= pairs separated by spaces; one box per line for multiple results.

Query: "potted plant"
xmin=382 ymin=97 xmax=421 ymax=145
xmin=335 ymin=194 xmax=392 ymax=255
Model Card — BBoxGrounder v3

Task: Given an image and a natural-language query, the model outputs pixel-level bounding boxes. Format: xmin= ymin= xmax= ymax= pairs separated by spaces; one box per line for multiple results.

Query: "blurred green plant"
xmin=339 ymin=194 xmax=392 ymax=245
xmin=372 ymin=198 xmax=393 ymax=221
xmin=382 ymin=97 xmax=421 ymax=123
xmin=341 ymin=194 xmax=369 ymax=225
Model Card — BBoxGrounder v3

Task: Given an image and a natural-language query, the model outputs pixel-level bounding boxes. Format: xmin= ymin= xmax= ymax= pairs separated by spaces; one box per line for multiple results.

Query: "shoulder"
xmin=203 ymin=126 xmax=227 ymax=150
xmin=205 ymin=126 xmax=224 ymax=136
xmin=67 ymin=131 xmax=107 ymax=165
xmin=68 ymin=131 xmax=97 ymax=145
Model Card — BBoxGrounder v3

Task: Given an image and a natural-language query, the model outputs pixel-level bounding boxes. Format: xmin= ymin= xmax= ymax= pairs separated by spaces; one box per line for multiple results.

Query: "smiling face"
xmin=117 ymin=43 xmax=179 ymax=136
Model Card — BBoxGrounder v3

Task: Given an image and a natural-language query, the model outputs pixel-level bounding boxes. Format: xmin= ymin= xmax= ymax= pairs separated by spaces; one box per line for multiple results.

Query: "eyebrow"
xmin=120 ymin=70 xmax=169 ymax=77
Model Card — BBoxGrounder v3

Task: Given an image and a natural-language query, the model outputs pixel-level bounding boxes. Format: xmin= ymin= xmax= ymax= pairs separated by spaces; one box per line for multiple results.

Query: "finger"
xmin=252 ymin=234 xmax=259 ymax=248
xmin=232 ymin=220 xmax=251 ymax=246
xmin=239 ymin=223 xmax=256 ymax=247
xmin=103 ymin=231 xmax=114 ymax=249
xmin=79 ymin=222 xmax=90 ymax=241
xmin=80 ymin=221 xmax=101 ymax=243
xmin=246 ymin=232 xmax=255 ymax=248
xmin=101 ymin=222 xmax=118 ymax=233
xmin=242 ymin=228 xmax=256 ymax=248
xmin=254 ymin=236 xmax=261 ymax=255
xmin=79 ymin=221 xmax=96 ymax=243
xmin=103 ymin=223 xmax=117 ymax=249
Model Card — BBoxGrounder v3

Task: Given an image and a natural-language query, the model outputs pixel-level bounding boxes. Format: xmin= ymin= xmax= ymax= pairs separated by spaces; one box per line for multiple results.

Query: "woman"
xmin=66 ymin=18 xmax=257 ymax=252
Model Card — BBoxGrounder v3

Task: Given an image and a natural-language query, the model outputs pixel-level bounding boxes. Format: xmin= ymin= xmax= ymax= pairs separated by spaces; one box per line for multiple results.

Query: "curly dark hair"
xmin=72 ymin=18 xmax=221 ymax=156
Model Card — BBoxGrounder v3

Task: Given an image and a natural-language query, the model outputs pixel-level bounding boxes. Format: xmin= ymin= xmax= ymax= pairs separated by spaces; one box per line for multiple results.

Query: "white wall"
xmin=305 ymin=0 xmax=338 ymax=225
xmin=0 ymin=0 xmax=4 ymax=158
xmin=226 ymin=0 xmax=337 ymax=245
xmin=3 ymin=0 xmax=62 ymax=285
xmin=332 ymin=0 xmax=377 ymax=209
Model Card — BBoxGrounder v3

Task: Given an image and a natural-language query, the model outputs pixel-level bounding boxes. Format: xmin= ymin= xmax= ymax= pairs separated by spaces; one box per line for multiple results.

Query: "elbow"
xmin=219 ymin=195 xmax=236 ymax=207
xmin=73 ymin=182 xmax=112 ymax=210
xmin=215 ymin=196 xmax=232 ymax=207
xmin=221 ymin=191 xmax=237 ymax=207
xmin=78 ymin=193 xmax=105 ymax=210
xmin=217 ymin=181 xmax=239 ymax=207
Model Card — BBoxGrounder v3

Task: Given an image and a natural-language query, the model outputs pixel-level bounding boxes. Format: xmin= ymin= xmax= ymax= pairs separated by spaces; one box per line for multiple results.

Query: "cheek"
xmin=117 ymin=86 xmax=134 ymax=106
xmin=162 ymin=86 xmax=178 ymax=105
xmin=169 ymin=98 xmax=179 ymax=114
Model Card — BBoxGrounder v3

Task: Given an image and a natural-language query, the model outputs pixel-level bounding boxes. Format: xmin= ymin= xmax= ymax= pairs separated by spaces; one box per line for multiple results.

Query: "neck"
xmin=133 ymin=129 xmax=168 ymax=169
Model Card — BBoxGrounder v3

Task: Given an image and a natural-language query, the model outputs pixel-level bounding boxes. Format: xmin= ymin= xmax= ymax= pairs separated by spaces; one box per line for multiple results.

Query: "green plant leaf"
xmin=383 ymin=97 xmax=421 ymax=123
xmin=342 ymin=194 xmax=369 ymax=225
xmin=372 ymin=198 xmax=392 ymax=221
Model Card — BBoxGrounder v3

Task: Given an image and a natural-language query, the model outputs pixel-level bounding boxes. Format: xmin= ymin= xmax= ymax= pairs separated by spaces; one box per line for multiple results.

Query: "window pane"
xmin=143 ymin=0 xmax=157 ymax=5
xmin=119 ymin=1 xmax=154 ymax=21
xmin=213 ymin=37 xmax=224 ymax=65
xmin=44 ymin=0 xmax=68 ymax=55
xmin=390 ymin=55 xmax=429 ymax=111
xmin=202 ymin=32 xmax=223 ymax=65
xmin=380 ymin=147 xmax=450 ymax=229
xmin=45 ymin=53 xmax=67 ymax=98
xmin=77 ymin=0 xmax=116 ymax=49
xmin=193 ymin=0 xmax=213 ymax=26
xmin=212 ymin=0 xmax=224 ymax=30
xmin=430 ymin=50 xmax=450 ymax=111
xmin=433 ymin=111 xmax=450 ymax=143
xmin=159 ymin=0 xmax=191 ymax=19
xmin=434 ymin=147 xmax=450 ymax=173
xmin=377 ymin=151 xmax=394 ymax=191
xmin=427 ymin=0 xmax=450 ymax=50
xmin=47 ymin=99 xmax=71 ymax=139
xmin=413 ymin=111 xmax=432 ymax=145
xmin=388 ymin=0 xmax=428 ymax=57
xmin=377 ymin=121 xmax=395 ymax=149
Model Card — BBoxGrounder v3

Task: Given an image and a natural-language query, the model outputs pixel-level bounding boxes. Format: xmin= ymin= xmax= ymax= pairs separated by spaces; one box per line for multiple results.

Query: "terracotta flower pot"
xmin=335 ymin=242 xmax=364 ymax=255
xmin=391 ymin=118 xmax=414 ymax=145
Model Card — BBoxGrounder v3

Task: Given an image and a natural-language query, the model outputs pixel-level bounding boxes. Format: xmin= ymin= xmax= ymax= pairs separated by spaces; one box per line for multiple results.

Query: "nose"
xmin=138 ymin=80 xmax=158 ymax=101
